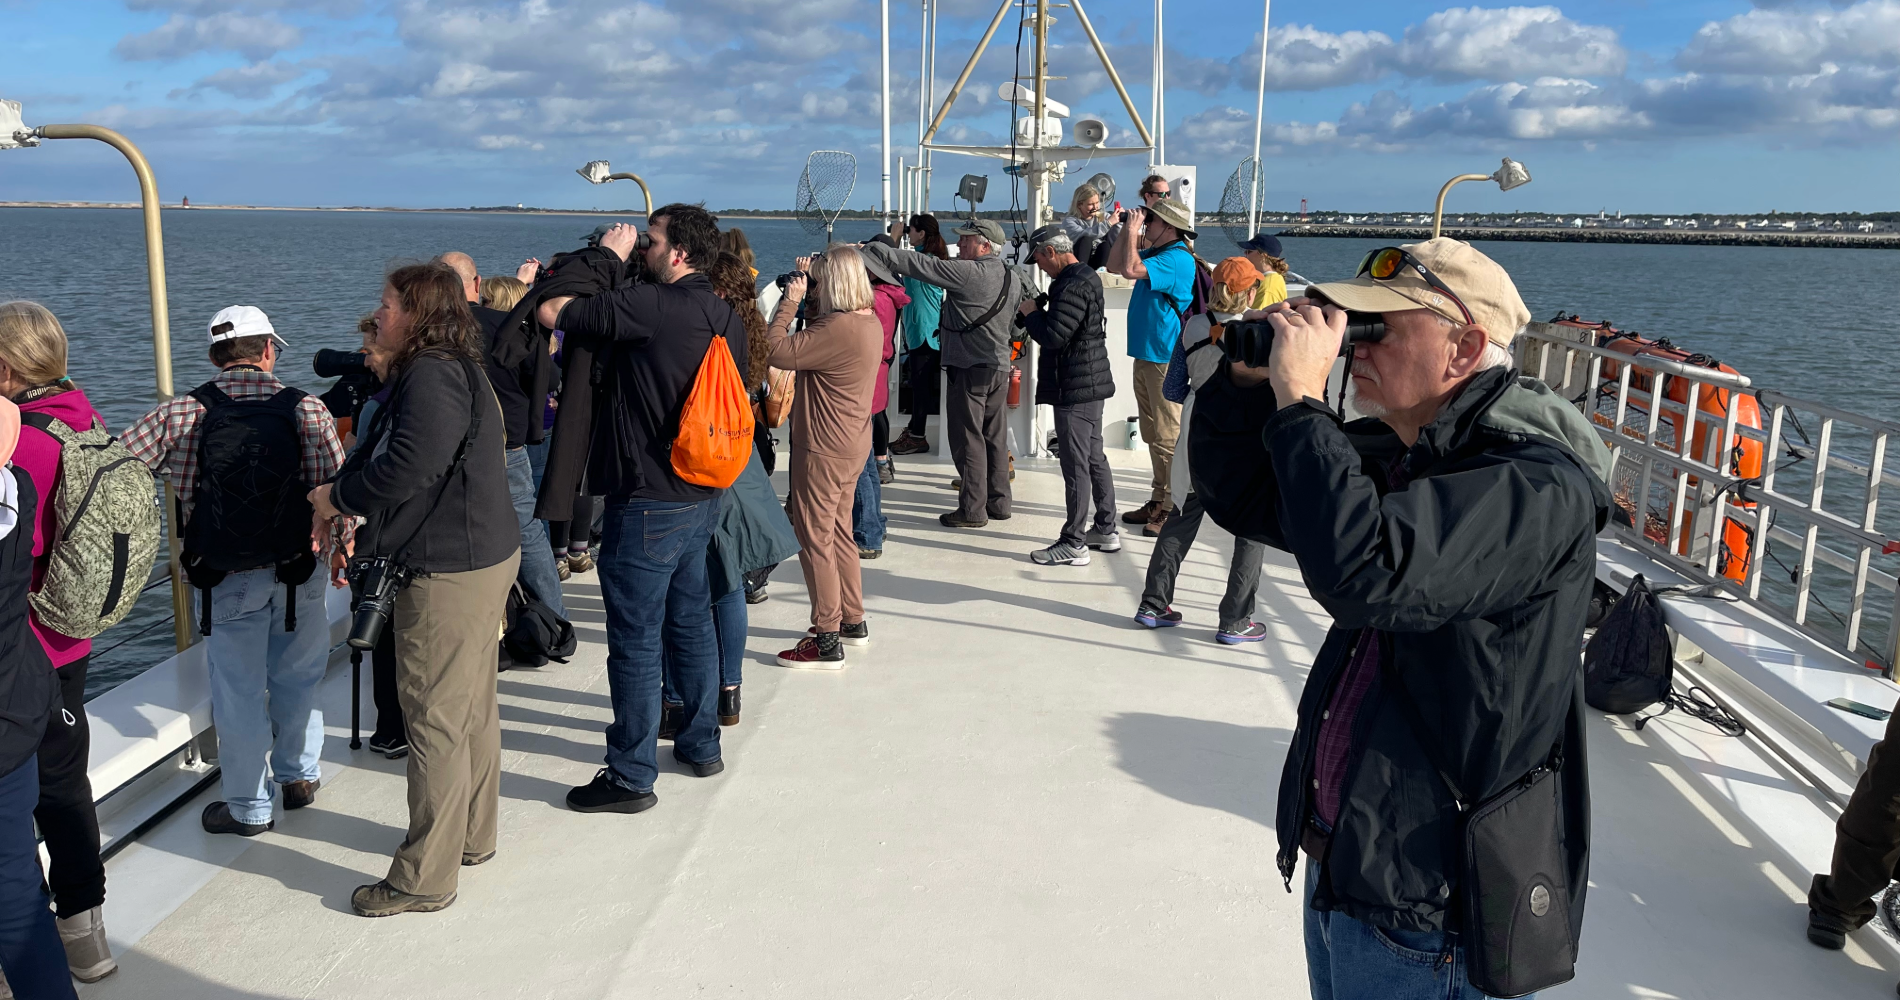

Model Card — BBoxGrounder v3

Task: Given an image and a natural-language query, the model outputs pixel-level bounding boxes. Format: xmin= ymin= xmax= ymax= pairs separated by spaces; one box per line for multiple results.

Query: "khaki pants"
xmin=386 ymin=550 xmax=518 ymax=897
xmin=1131 ymin=359 xmax=1181 ymax=506
xmin=787 ymin=451 xmax=865 ymax=633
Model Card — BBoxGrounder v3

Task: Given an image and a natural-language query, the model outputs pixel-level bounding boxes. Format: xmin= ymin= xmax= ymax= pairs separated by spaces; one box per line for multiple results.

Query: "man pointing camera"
xmin=1192 ymin=238 xmax=1612 ymax=999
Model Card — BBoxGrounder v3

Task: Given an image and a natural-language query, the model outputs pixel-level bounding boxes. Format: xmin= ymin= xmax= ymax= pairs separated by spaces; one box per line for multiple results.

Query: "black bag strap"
xmin=940 ymin=261 xmax=1015 ymax=335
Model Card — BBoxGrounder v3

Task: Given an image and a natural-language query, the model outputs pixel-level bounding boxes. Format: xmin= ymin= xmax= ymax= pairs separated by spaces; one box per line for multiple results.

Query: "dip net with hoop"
xmin=795 ymin=151 xmax=857 ymax=243
xmin=1206 ymin=156 xmax=1264 ymax=257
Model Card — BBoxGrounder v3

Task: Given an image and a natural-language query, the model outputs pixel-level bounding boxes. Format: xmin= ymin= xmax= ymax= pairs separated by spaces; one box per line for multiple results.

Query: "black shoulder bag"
xmin=1382 ymin=650 xmax=1580 ymax=998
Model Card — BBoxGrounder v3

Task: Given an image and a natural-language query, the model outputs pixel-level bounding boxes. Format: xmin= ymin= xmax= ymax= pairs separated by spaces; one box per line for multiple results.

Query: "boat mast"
xmin=882 ymin=0 xmax=892 ymax=229
xmin=1026 ymin=0 xmax=1051 ymax=233
xmin=1152 ymin=0 xmax=1164 ymax=167
xmin=1248 ymin=0 xmax=1270 ymax=236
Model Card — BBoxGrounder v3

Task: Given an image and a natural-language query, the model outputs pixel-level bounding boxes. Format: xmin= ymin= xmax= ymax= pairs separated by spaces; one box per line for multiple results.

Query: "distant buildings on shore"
xmin=1242 ymin=209 xmax=1895 ymax=234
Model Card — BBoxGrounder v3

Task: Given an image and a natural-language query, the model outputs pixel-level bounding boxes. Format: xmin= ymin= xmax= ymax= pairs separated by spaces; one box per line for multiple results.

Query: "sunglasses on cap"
xmin=1355 ymin=246 xmax=1474 ymax=327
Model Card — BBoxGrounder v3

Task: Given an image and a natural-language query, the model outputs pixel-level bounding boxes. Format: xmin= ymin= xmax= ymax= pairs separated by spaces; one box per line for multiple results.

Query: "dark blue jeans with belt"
xmin=0 ymin=754 xmax=78 ymax=999
xmin=596 ymin=498 xmax=721 ymax=792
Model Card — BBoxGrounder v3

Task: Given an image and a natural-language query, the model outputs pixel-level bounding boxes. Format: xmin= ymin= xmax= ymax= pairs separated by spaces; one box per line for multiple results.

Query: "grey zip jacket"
xmin=860 ymin=241 xmax=1024 ymax=370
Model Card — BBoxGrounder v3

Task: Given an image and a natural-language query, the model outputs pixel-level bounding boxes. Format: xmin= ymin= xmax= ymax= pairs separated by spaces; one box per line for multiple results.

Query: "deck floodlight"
xmin=1 ymin=99 xmax=39 ymax=150
xmin=1085 ymin=172 xmax=1115 ymax=203
xmin=1493 ymin=157 xmax=1531 ymax=192
xmin=958 ymin=173 xmax=987 ymax=204
xmin=578 ymin=159 xmax=613 ymax=185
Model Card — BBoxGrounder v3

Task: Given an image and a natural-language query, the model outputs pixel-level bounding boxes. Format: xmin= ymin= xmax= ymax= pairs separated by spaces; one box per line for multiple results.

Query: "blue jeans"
xmin=201 ymin=568 xmax=331 ymax=826
xmin=0 ymin=757 xmax=77 ymax=1000
xmin=851 ymin=449 xmax=885 ymax=551
xmin=664 ymin=584 xmax=748 ymax=703
xmin=525 ymin=438 xmax=550 ymax=492
xmin=1304 ymin=864 xmax=1518 ymax=1000
xmin=507 ymin=446 xmax=566 ymax=619
xmin=597 ymin=498 xmax=721 ymax=791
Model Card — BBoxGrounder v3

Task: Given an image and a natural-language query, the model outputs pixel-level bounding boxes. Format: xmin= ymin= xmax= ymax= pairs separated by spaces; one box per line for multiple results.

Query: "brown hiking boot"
xmin=351 ymin=880 xmax=457 ymax=917
xmin=1122 ymin=500 xmax=1162 ymax=525
xmin=1143 ymin=504 xmax=1176 ymax=537
xmin=282 ymin=779 xmax=319 ymax=810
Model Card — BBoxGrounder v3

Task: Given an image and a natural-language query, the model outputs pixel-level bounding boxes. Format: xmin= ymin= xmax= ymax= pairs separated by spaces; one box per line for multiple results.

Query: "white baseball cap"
xmin=207 ymin=305 xmax=288 ymax=348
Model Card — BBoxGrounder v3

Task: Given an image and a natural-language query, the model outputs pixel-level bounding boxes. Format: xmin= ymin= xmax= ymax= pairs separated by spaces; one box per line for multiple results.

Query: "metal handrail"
xmin=1516 ymin=324 xmax=1900 ymax=674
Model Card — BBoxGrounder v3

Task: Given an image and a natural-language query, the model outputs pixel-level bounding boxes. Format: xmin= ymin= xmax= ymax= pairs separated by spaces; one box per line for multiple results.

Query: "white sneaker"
xmin=1031 ymin=542 xmax=1091 ymax=566
xmin=1085 ymin=529 xmax=1122 ymax=552
xmin=57 ymin=905 xmax=117 ymax=982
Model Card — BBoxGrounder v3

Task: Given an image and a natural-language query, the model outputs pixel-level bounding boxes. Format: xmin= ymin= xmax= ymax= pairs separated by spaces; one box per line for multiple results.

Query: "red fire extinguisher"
xmin=1007 ymin=367 xmax=1022 ymax=408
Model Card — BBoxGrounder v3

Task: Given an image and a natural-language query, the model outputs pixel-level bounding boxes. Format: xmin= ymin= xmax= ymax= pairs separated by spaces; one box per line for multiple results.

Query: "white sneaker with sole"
xmin=57 ymin=905 xmax=117 ymax=982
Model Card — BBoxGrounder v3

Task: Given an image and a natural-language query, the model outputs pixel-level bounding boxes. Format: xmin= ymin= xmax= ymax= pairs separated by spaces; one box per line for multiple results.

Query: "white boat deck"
xmin=82 ymin=449 xmax=1900 ymax=999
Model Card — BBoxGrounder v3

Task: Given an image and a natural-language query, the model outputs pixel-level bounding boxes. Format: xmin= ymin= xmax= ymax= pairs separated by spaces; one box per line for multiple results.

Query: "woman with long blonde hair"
xmin=765 ymin=246 xmax=884 ymax=668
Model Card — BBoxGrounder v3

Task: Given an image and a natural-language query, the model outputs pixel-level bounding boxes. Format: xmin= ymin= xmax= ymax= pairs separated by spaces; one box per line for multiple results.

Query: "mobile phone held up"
xmin=1827 ymin=696 xmax=1893 ymax=722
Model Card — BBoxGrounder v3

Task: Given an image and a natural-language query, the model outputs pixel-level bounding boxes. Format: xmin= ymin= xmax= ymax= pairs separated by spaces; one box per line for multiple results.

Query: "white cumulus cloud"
xmin=116 ymin=11 xmax=304 ymax=61
xmin=1397 ymin=6 xmax=1626 ymax=82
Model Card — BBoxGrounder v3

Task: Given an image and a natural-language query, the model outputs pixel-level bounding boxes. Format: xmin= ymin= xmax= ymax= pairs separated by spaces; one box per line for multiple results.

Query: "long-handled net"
xmin=1209 ymin=156 xmax=1265 ymax=255
xmin=795 ymin=151 xmax=857 ymax=243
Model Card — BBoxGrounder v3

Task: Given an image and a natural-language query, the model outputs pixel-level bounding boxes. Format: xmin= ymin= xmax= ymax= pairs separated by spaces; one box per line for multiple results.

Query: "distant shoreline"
xmin=1278 ymin=224 xmax=1900 ymax=250
xmin=0 ymin=202 xmax=805 ymax=221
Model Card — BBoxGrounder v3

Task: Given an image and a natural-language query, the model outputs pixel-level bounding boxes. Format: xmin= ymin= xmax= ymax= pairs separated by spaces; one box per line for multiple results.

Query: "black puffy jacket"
xmin=1191 ymin=366 xmax=1612 ymax=936
xmin=1023 ymin=262 xmax=1113 ymax=407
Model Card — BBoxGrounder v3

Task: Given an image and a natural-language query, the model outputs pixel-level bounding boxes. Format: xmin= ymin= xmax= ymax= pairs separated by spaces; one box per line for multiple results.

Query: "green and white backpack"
xmin=20 ymin=413 xmax=162 ymax=638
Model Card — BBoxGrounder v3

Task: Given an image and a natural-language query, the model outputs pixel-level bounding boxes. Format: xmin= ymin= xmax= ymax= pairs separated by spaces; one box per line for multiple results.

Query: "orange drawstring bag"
xmin=671 ymin=329 xmax=755 ymax=488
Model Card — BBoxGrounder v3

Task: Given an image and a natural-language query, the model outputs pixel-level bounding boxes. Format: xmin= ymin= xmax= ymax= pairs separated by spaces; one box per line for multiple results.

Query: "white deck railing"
xmin=1516 ymin=321 xmax=1900 ymax=676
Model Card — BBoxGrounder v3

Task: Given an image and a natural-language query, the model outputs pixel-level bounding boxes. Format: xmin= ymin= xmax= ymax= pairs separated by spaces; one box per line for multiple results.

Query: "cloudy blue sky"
xmin=3 ymin=1 xmax=1897 ymax=213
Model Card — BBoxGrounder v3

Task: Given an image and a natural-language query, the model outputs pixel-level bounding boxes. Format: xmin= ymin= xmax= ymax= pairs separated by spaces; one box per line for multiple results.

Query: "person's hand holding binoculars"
xmin=783 ymin=256 xmax=813 ymax=305
xmin=1229 ymin=298 xmax=1348 ymax=407
xmin=599 ymin=223 xmax=644 ymax=262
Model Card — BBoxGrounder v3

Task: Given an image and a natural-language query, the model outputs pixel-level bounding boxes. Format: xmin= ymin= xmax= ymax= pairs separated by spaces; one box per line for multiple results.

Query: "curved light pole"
xmin=577 ymin=159 xmax=653 ymax=216
xmin=4 ymin=99 xmax=192 ymax=652
xmin=1432 ymin=157 xmax=1531 ymax=238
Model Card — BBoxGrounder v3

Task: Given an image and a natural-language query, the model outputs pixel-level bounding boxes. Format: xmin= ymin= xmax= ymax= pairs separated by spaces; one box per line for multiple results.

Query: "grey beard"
xmin=1347 ymin=377 xmax=1388 ymax=418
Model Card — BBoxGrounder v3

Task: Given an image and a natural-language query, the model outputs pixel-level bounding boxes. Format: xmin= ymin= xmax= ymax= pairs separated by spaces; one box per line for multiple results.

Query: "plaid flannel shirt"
xmin=122 ymin=367 xmax=353 ymax=552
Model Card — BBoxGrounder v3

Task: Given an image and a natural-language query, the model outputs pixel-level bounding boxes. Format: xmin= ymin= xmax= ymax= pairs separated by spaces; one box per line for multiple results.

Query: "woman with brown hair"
xmin=887 ymin=213 xmax=949 ymax=456
xmin=768 ymin=247 xmax=884 ymax=668
xmin=310 ymin=263 xmax=519 ymax=918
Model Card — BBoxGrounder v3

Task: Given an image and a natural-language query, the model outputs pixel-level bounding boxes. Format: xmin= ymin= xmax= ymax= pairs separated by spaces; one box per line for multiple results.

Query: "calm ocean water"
xmin=0 ymin=207 xmax=1893 ymax=695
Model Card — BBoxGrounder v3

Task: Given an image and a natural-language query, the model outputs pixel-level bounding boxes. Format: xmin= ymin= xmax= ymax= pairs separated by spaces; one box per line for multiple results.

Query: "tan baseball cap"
xmin=1306 ymin=237 xmax=1529 ymax=346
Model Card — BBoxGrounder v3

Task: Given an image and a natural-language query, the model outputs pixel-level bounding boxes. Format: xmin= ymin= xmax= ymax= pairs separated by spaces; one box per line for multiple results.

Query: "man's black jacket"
xmin=557 ymin=271 xmax=747 ymax=503
xmin=1022 ymin=261 xmax=1113 ymax=407
xmin=1190 ymin=365 xmax=1613 ymax=935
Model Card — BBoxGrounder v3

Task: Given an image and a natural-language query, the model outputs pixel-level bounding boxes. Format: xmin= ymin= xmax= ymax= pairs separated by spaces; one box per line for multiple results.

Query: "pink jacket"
xmin=16 ymin=386 xmax=104 ymax=667
xmin=870 ymin=282 xmax=912 ymax=415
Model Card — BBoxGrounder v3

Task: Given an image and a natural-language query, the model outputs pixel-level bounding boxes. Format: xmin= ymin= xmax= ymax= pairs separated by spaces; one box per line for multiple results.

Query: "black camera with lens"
xmin=346 ymin=556 xmax=412 ymax=651
xmin=774 ymin=269 xmax=808 ymax=290
xmin=313 ymin=348 xmax=372 ymax=379
xmin=1220 ymin=310 xmax=1387 ymax=368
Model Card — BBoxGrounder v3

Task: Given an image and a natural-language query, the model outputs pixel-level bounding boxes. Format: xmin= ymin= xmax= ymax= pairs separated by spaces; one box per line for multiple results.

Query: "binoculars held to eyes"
xmin=1219 ymin=311 xmax=1387 ymax=368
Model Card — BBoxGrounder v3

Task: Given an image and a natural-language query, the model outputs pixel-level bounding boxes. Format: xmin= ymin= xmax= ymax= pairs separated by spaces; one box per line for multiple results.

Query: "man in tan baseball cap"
xmin=1187 ymin=242 xmax=1612 ymax=1000
xmin=1237 ymin=237 xmax=1528 ymax=442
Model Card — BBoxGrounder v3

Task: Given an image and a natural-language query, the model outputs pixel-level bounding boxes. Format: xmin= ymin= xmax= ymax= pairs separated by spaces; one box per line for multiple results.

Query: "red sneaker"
xmin=778 ymin=635 xmax=845 ymax=670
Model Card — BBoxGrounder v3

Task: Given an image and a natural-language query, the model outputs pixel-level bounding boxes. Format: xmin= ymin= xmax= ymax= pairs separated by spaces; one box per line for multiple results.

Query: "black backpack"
xmin=500 ymin=583 xmax=576 ymax=670
xmin=183 ymin=382 xmax=318 ymax=634
xmin=1583 ymin=574 xmax=1672 ymax=714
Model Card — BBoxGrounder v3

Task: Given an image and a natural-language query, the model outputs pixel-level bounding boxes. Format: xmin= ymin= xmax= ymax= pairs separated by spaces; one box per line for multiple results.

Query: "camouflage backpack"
xmin=20 ymin=413 xmax=162 ymax=638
